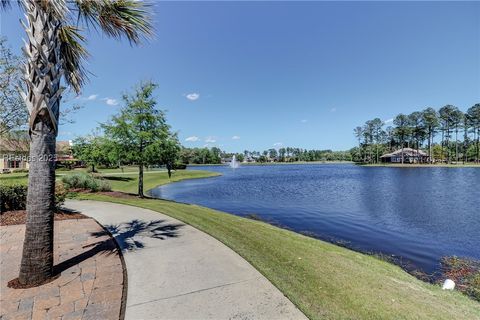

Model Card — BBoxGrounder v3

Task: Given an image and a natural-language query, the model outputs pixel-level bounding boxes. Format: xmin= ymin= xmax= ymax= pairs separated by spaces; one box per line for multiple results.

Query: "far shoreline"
xmin=359 ymin=163 xmax=480 ymax=168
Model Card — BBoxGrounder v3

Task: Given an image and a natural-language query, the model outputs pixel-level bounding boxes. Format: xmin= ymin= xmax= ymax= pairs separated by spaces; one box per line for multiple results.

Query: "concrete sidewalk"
xmin=65 ymin=200 xmax=308 ymax=320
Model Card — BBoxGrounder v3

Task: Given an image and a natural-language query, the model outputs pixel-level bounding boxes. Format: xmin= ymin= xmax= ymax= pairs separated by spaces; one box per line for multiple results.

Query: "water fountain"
xmin=230 ymin=155 xmax=240 ymax=169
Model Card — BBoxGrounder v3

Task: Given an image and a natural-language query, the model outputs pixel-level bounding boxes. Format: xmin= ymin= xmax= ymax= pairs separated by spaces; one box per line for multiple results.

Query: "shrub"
xmin=1 ymin=183 xmax=69 ymax=212
xmin=55 ymin=182 xmax=67 ymax=208
xmin=174 ymin=162 xmax=187 ymax=170
xmin=61 ymin=173 xmax=111 ymax=192
xmin=0 ymin=184 xmax=27 ymax=212
xmin=12 ymin=168 xmax=29 ymax=173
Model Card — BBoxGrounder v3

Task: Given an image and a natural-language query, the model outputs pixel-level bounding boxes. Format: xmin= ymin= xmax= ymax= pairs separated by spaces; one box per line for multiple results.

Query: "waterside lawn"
xmin=3 ymin=168 xmax=479 ymax=319
xmin=71 ymin=194 xmax=479 ymax=319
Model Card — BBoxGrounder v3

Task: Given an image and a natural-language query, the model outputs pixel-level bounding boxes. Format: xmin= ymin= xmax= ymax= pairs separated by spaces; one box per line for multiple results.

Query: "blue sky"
xmin=1 ymin=1 xmax=479 ymax=151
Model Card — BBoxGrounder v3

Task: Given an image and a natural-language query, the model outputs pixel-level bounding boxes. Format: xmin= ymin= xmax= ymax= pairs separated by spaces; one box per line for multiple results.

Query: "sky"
xmin=1 ymin=1 xmax=479 ymax=152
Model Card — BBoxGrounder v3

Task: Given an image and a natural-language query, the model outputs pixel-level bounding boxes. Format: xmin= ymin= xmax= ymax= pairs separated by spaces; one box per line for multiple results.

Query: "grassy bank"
xmin=100 ymin=169 xmax=220 ymax=194
xmin=0 ymin=169 xmax=220 ymax=193
xmin=71 ymin=192 xmax=480 ymax=319
xmin=0 ymin=172 xmax=29 ymax=185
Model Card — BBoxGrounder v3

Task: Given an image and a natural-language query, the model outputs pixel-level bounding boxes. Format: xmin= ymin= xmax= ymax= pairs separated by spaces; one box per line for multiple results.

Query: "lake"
xmin=150 ymin=164 xmax=480 ymax=273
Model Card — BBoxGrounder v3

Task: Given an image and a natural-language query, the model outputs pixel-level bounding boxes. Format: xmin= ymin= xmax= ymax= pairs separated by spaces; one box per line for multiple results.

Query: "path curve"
xmin=65 ymin=199 xmax=308 ymax=320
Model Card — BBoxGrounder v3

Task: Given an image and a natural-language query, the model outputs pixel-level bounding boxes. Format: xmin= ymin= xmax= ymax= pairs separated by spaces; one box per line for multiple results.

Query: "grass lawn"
xmin=0 ymin=173 xmax=29 ymax=185
xmin=3 ymin=169 xmax=479 ymax=318
xmin=99 ymin=169 xmax=220 ymax=194
xmin=0 ymin=169 xmax=220 ymax=193
xmin=71 ymin=192 xmax=480 ymax=320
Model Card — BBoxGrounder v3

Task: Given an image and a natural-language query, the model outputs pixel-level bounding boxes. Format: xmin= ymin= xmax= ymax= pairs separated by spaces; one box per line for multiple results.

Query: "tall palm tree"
xmin=1 ymin=0 xmax=153 ymax=286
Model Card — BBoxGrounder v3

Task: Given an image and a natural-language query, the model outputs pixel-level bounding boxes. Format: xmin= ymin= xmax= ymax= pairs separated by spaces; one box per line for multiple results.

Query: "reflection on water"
xmin=150 ymin=164 xmax=480 ymax=272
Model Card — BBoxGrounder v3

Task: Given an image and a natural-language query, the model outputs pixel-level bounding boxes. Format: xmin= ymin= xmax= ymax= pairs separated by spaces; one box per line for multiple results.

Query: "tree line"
xmin=353 ymin=104 xmax=480 ymax=164
xmin=177 ymin=147 xmax=351 ymax=164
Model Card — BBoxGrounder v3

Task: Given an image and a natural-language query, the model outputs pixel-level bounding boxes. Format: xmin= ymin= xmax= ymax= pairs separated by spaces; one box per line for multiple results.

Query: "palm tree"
xmin=1 ymin=0 xmax=153 ymax=286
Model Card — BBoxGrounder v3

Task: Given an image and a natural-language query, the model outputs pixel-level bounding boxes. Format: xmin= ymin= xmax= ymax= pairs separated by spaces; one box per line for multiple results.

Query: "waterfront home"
xmin=380 ymin=148 xmax=429 ymax=163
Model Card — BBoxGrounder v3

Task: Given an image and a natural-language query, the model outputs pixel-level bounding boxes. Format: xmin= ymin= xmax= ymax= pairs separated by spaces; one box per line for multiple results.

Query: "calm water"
xmin=151 ymin=164 xmax=480 ymax=273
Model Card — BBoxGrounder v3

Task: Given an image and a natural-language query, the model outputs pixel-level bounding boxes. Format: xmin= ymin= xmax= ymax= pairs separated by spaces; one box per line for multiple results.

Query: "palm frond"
xmin=58 ymin=25 xmax=89 ymax=93
xmin=0 ymin=0 xmax=11 ymax=9
xmin=29 ymin=0 xmax=69 ymax=20
xmin=74 ymin=0 xmax=154 ymax=44
xmin=0 ymin=0 xmax=22 ymax=10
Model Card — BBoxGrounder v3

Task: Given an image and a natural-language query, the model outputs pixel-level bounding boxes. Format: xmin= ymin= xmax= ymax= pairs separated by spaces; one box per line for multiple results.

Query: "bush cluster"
xmin=0 ymin=184 xmax=27 ymax=212
xmin=1 ymin=183 xmax=69 ymax=212
xmin=61 ymin=173 xmax=111 ymax=192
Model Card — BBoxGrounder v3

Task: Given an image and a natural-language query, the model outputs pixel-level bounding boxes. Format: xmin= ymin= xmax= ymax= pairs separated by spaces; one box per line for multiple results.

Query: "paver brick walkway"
xmin=0 ymin=219 xmax=124 ymax=320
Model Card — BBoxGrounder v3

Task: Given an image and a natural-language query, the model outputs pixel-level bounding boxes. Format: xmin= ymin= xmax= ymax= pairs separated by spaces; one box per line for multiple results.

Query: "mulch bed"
xmin=0 ymin=210 xmax=87 ymax=226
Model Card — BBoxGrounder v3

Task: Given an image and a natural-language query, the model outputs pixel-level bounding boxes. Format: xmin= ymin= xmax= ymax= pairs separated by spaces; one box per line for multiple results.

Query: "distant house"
xmin=243 ymin=156 xmax=256 ymax=163
xmin=0 ymin=139 xmax=29 ymax=171
xmin=380 ymin=148 xmax=429 ymax=163
xmin=0 ymin=138 xmax=75 ymax=172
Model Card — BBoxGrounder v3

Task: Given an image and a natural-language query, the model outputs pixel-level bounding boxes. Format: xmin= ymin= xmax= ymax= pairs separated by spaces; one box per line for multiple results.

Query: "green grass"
xmin=99 ymin=169 xmax=220 ymax=194
xmin=71 ymin=192 xmax=480 ymax=319
xmin=0 ymin=173 xmax=29 ymax=186
xmin=0 ymin=169 xmax=220 ymax=193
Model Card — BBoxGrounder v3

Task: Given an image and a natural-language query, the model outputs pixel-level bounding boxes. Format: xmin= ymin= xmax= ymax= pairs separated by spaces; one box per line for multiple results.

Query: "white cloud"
xmin=384 ymin=118 xmax=394 ymax=124
xmin=232 ymin=135 xmax=241 ymax=140
xmin=103 ymin=98 xmax=119 ymax=106
xmin=300 ymin=119 xmax=307 ymax=123
xmin=273 ymin=142 xmax=283 ymax=147
xmin=87 ymin=94 xmax=98 ymax=101
xmin=330 ymin=107 xmax=337 ymax=113
xmin=185 ymin=136 xmax=200 ymax=142
xmin=186 ymin=93 xmax=200 ymax=101
xmin=205 ymin=136 xmax=216 ymax=143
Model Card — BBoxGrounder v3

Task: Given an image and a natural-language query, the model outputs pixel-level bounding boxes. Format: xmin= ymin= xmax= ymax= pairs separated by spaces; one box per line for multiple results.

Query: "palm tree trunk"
xmin=19 ymin=121 xmax=56 ymax=285
xmin=19 ymin=0 xmax=63 ymax=285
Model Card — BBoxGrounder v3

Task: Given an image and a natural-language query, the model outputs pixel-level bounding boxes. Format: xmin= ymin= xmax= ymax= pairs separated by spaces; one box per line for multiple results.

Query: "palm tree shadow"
xmin=53 ymin=219 xmax=183 ymax=276
xmin=99 ymin=219 xmax=184 ymax=251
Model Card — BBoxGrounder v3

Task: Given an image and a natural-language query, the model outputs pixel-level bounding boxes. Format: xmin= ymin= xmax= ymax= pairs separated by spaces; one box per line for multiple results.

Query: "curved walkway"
xmin=65 ymin=200 xmax=307 ymax=320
